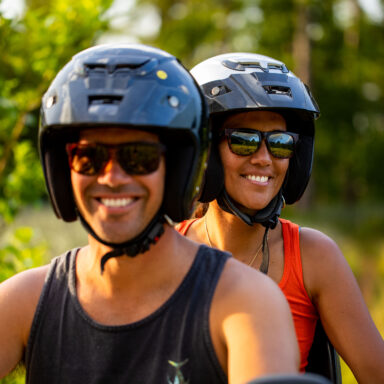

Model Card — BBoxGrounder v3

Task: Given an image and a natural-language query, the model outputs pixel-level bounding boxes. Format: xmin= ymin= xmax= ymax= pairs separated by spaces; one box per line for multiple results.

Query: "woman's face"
xmin=219 ymin=110 xmax=289 ymax=215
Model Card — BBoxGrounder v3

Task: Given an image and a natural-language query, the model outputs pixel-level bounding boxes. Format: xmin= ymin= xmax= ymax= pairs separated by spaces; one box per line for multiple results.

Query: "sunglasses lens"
xmin=68 ymin=145 xmax=107 ymax=175
xmin=67 ymin=142 xmax=164 ymax=176
xmin=267 ymin=133 xmax=295 ymax=158
xmin=118 ymin=143 xmax=163 ymax=175
xmin=229 ymin=131 xmax=261 ymax=156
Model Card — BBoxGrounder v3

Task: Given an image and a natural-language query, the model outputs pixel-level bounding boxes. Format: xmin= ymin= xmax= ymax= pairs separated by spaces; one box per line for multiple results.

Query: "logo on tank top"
xmin=167 ymin=359 xmax=189 ymax=384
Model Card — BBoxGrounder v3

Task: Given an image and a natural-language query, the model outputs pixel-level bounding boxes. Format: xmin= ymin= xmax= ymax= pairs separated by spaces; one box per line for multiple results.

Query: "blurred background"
xmin=0 ymin=0 xmax=383 ymax=383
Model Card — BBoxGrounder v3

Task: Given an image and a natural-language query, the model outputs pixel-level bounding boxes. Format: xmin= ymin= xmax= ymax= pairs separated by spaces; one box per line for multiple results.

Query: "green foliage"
xmin=0 ymin=0 xmax=114 ymax=222
xmin=1 ymin=0 xmax=382 ymax=213
xmin=0 ymin=363 xmax=25 ymax=384
xmin=135 ymin=0 xmax=384 ymax=205
xmin=0 ymin=141 xmax=46 ymax=222
xmin=0 ymin=226 xmax=47 ymax=281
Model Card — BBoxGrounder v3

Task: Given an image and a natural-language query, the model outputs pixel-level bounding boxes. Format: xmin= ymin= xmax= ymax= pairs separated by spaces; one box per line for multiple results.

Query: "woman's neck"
xmin=202 ymin=201 xmax=267 ymax=265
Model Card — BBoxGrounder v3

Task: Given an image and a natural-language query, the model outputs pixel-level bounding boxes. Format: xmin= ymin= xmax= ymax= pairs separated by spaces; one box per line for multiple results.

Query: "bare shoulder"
xmin=0 ymin=266 xmax=49 ymax=377
xmin=0 ymin=266 xmax=49 ymax=340
xmin=210 ymin=258 xmax=299 ymax=380
xmin=214 ymin=257 xmax=291 ymax=316
xmin=299 ymin=226 xmax=347 ymax=270
xmin=0 ymin=265 xmax=49 ymax=297
xmin=300 ymin=226 xmax=341 ymax=253
xmin=299 ymin=226 xmax=353 ymax=300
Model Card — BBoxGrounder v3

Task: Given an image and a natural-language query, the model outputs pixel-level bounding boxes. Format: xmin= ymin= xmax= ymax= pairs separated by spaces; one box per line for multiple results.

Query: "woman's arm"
xmin=300 ymin=227 xmax=384 ymax=384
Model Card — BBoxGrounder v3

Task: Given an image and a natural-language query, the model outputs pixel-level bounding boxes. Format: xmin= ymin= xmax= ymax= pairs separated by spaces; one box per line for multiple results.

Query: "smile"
xmin=100 ymin=197 xmax=134 ymax=208
xmin=245 ymin=175 xmax=269 ymax=183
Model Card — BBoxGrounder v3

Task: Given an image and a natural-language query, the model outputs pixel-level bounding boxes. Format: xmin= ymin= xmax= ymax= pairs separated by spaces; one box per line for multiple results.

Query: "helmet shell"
xmin=191 ymin=52 xmax=320 ymax=204
xmin=40 ymin=44 xmax=208 ymax=222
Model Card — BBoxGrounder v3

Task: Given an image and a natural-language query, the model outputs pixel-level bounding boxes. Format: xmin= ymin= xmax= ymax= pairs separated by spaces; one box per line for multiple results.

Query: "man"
xmin=0 ymin=44 xmax=299 ymax=384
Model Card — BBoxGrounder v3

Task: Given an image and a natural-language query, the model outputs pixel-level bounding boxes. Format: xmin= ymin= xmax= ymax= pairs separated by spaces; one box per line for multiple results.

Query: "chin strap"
xmin=217 ymin=189 xmax=284 ymax=229
xmin=78 ymin=211 xmax=165 ymax=274
xmin=217 ymin=189 xmax=285 ymax=275
xmin=259 ymin=227 xmax=270 ymax=274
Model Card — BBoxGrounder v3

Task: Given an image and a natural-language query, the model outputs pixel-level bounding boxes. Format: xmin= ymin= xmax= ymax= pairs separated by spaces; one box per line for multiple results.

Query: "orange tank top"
xmin=175 ymin=218 xmax=319 ymax=371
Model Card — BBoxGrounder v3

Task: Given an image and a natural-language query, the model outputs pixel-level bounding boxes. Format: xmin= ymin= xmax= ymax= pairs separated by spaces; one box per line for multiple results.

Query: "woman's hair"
xmin=192 ymin=202 xmax=209 ymax=218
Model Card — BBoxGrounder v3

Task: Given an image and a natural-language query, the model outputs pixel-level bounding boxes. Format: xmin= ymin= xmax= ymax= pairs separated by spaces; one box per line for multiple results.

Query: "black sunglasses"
xmin=223 ymin=128 xmax=299 ymax=159
xmin=66 ymin=141 xmax=165 ymax=176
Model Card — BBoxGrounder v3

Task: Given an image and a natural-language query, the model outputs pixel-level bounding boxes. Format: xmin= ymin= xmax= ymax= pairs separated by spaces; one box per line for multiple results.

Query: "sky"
xmin=0 ymin=0 xmax=23 ymax=18
xmin=358 ymin=0 xmax=384 ymax=22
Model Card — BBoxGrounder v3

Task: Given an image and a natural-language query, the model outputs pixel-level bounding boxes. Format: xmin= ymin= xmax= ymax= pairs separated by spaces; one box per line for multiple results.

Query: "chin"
xmin=241 ymin=208 xmax=263 ymax=216
xmin=234 ymin=202 xmax=266 ymax=216
xmin=95 ymin=225 xmax=141 ymax=245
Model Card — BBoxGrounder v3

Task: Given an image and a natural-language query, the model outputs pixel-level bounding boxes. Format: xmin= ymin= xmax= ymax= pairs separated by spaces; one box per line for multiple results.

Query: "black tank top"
xmin=25 ymin=245 xmax=230 ymax=384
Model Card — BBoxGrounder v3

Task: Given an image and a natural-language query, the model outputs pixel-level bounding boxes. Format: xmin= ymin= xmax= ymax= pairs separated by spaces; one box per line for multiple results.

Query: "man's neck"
xmin=74 ymin=225 xmax=199 ymax=325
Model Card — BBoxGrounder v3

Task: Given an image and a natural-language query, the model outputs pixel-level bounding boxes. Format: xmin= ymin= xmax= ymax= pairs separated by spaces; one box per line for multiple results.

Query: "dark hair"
xmin=192 ymin=202 xmax=209 ymax=218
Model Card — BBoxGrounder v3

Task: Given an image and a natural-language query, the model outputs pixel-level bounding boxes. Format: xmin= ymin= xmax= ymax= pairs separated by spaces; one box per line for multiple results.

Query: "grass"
xmin=1 ymin=205 xmax=88 ymax=261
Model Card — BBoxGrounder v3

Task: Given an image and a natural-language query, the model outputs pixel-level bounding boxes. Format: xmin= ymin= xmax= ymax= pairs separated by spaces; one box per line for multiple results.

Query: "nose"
xmin=249 ymin=140 xmax=272 ymax=166
xmin=97 ymin=157 xmax=132 ymax=187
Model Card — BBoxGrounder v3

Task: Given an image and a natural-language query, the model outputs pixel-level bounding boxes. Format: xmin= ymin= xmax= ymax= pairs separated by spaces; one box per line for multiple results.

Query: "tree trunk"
xmin=292 ymin=0 xmax=313 ymax=210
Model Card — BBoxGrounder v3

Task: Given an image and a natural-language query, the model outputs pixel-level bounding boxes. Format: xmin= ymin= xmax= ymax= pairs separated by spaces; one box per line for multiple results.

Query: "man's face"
xmin=69 ymin=127 xmax=165 ymax=244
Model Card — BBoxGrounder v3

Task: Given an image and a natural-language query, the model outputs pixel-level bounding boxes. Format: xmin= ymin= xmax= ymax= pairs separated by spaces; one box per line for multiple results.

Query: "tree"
xmin=0 ymin=0 xmax=113 ymax=223
xmin=134 ymin=0 xmax=384 ymax=205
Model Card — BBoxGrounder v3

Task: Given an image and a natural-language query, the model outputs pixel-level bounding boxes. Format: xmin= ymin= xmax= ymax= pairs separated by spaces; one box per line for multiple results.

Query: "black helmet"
xmin=39 ymin=44 xmax=208 ymax=267
xmin=191 ymin=52 xmax=319 ymax=228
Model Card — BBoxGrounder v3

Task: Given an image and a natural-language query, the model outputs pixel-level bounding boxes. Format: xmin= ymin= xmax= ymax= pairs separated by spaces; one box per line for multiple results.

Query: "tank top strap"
xmin=25 ymin=248 xmax=78 ymax=372
xmin=278 ymin=218 xmax=304 ymax=292
xmin=278 ymin=219 xmax=319 ymax=371
xmin=175 ymin=218 xmax=199 ymax=235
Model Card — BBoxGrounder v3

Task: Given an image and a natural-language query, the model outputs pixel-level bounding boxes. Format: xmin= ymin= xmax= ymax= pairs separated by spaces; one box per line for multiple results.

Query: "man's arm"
xmin=0 ymin=266 xmax=47 ymax=378
xmin=210 ymin=258 xmax=299 ymax=384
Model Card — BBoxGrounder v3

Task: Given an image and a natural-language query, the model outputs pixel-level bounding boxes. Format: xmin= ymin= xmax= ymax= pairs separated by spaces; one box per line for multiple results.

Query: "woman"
xmin=177 ymin=53 xmax=384 ymax=382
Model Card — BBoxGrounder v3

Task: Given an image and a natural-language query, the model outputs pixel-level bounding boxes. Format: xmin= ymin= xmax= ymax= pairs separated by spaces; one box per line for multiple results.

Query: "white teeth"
xmin=246 ymin=175 xmax=269 ymax=183
xmin=101 ymin=198 xmax=133 ymax=207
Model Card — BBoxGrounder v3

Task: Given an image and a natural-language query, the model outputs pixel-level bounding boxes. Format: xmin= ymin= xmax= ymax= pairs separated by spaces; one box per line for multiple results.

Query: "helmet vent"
xmin=266 ymin=63 xmax=289 ymax=73
xmin=84 ymin=63 xmax=109 ymax=74
xmin=263 ymin=85 xmax=292 ymax=97
xmin=84 ymin=61 xmax=148 ymax=74
xmin=222 ymin=59 xmax=289 ymax=73
xmin=88 ymin=95 xmax=123 ymax=105
xmin=115 ymin=63 xmax=143 ymax=70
